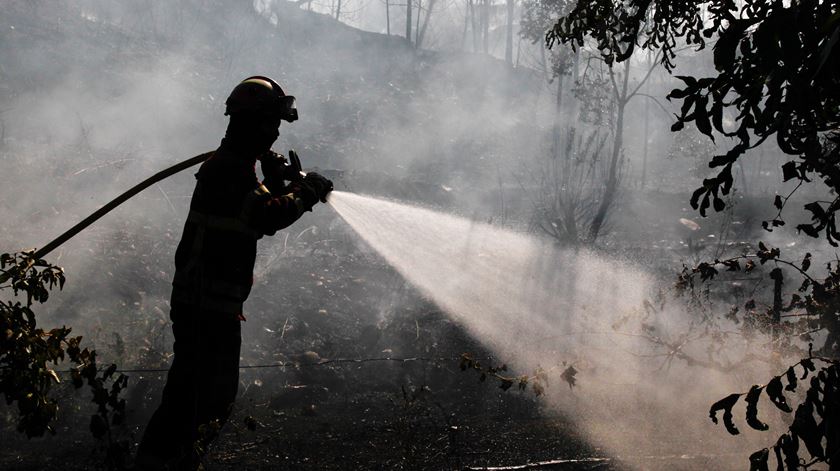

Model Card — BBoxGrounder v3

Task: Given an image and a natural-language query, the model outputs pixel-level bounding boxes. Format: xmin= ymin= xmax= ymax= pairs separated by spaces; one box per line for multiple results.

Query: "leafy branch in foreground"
xmin=676 ymin=241 xmax=839 ymax=357
xmin=459 ymin=353 xmax=576 ymax=396
xmin=675 ymin=241 xmax=839 ymax=468
xmin=709 ymin=356 xmax=838 ymax=470
xmin=1 ymin=251 xmax=129 ymax=468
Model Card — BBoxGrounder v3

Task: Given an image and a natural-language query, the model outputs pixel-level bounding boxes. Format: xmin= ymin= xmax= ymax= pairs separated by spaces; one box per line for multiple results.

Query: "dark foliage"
xmin=709 ymin=358 xmax=838 ymax=470
xmin=0 ymin=251 xmax=129 ymax=468
xmin=545 ymin=0 xmax=840 ymax=244
xmin=679 ymin=242 xmax=840 ymax=468
xmin=677 ymin=242 xmax=839 ymax=358
xmin=546 ymin=0 xmax=707 ymax=70
xmin=543 ymin=2 xmax=840 ymax=467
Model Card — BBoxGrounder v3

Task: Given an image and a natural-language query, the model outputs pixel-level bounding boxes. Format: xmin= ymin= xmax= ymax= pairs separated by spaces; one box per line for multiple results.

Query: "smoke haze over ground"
xmin=0 ymin=1 xmax=827 ymax=469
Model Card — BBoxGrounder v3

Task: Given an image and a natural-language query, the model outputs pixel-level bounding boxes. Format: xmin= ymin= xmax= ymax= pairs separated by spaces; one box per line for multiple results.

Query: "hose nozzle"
xmin=287 ymin=149 xmax=307 ymax=181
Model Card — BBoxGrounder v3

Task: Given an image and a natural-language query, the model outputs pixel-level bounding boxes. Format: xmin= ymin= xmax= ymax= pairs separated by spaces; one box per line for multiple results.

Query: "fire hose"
xmin=1 ymin=149 xmax=307 ymax=282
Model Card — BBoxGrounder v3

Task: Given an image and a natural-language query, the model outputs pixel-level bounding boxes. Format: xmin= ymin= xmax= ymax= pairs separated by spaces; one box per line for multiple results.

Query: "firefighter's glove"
xmin=302 ymin=172 xmax=333 ymax=203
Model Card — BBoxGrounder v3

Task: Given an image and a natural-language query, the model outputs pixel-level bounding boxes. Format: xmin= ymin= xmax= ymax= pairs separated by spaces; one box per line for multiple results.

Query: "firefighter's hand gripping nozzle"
xmin=288 ymin=150 xmax=305 ymax=181
xmin=259 ymin=149 xmax=305 ymax=183
xmin=284 ymin=150 xmax=332 ymax=203
xmin=260 ymin=149 xmax=333 ymax=208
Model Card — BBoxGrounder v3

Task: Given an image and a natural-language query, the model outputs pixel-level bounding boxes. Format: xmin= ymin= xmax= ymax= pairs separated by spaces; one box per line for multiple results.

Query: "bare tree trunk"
xmin=553 ymin=76 xmax=578 ymax=242
xmin=588 ymin=104 xmax=623 ymax=242
xmin=415 ymin=0 xmax=422 ymax=45
xmin=515 ymin=36 xmax=522 ymax=67
xmin=482 ymin=0 xmax=489 ymax=54
xmin=461 ymin=0 xmax=469 ymax=50
xmin=739 ymin=159 xmax=749 ymax=197
xmin=335 ymin=0 xmax=342 ymax=20
xmin=589 ymin=61 xmax=630 ymax=243
xmin=505 ymin=0 xmax=513 ymax=65
xmin=552 ymin=76 xmax=564 ymax=160
xmin=386 ymin=0 xmax=391 ymax=35
xmin=417 ymin=0 xmax=437 ymax=49
xmin=470 ymin=0 xmax=479 ymax=52
xmin=538 ymin=40 xmax=550 ymax=82
xmin=406 ymin=0 xmax=413 ymax=46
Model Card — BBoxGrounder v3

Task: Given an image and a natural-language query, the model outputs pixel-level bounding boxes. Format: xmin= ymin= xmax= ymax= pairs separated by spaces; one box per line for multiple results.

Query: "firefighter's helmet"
xmin=224 ymin=76 xmax=298 ymax=122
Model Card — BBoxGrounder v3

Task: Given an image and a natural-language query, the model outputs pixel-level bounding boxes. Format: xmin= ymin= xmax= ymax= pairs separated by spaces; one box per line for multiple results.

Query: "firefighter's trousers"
xmin=137 ymin=303 xmax=242 ymax=468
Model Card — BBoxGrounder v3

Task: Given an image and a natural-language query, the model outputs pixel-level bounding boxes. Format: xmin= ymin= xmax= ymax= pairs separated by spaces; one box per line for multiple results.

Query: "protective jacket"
xmin=170 ymin=140 xmax=307 ymax=317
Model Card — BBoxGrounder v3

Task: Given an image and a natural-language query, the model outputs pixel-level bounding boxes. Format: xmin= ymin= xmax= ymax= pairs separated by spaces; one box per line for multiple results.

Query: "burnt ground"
xmin=0 ymin=238 xmax=753 ymax=471
xmin=0 ymin=186 xmax=786 ymax=471
xmin=0 ymin=235 xmax=610 ymax=471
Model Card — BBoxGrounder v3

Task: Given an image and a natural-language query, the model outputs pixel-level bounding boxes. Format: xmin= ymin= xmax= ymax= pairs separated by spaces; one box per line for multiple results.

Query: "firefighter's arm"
xmin=243 ymin=173 xmax=333 ymax=235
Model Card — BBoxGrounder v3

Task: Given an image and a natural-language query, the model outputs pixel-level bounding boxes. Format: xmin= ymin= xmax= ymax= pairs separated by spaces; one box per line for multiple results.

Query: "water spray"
xmin=324 ymin=191 xmax=773 ymax=467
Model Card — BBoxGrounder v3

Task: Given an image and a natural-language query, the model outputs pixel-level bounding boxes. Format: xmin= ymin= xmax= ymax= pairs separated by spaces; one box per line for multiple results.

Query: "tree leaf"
xmin=800 ymin=358 xmax=815 ymax=377
xmin=710 ymin=393 xmax=742 ymax=435
xmin=778 ymin=433 xmax=800 ymax=470
xmin=561 ymin=365 xmax=578 ymax=389
xmin=690 ymin=187 xmax=706 ymax=209
xmin=797 ymin=224 xmax=820 ymax=238
xmin=671 ymin=120 xmax=685 ymax=132
xmin=667 ymin=88 xmax=690 ymax=100
xmin=745 ymin=385 xmax=769 ymax=431
xmin=801 ymin=253 xmax=811 ymax=272
xmin=714 ymin=19 xmax=749 ymax=70
xmin=765 ymin=376 xmax=792 ymax=413
xmin=713 ymin=196 xmax=726 ymax=212
xmin=781 ymin=161 xmax=798 ymax=182
xmin=748 ymin=448 xmax=770 ymax=471
xmin=694 ymin=96 xmax=713 ymax=139
xmin=792 ymin=401 xmax=824 ymax=459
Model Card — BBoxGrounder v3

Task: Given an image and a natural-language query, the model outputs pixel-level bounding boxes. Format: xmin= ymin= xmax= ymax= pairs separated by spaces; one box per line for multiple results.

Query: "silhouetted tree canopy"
xmin=545 ymin=0 xmax=840 ymax=243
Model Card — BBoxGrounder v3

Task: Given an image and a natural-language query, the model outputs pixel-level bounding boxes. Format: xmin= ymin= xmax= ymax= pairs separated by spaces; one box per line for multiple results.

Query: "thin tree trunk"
xmin=406 ymin=0 xmax=413 ymax=45
xmin=588 ymin=103 xmax=623 ymax=242
xmin=505 ymin=0 xmax=513 ymax=65
xmin=470 ymin=0 xmax=479 ymax=52
xmin=415 ymin=0 xmax=422 ymax=45
xmin=515 ymin=36 xmax=522 ymax=67
xmin=589 ymin=61 xmax=630 ymax=243
xmin=552 ymin=75 xmax=564 ymax=160
xmin=417 ymin=0 xmax=437 ymax=49
xmin=386 ymin=0 xmax=391 ymax=35
xmin=482 ymin=0 xmax=489 ymax=54
xmin=539 ymin=40 xmax=550 ymax=82
xmin=335 ymin=0 xmax=341 ymax=20
xmin=461 ymin=0 xmax=469 ymax=50
xmin=739 ymin=159 xmax=749 ymax=197
xmin=553 ymin=76 xmax=578 ymax=242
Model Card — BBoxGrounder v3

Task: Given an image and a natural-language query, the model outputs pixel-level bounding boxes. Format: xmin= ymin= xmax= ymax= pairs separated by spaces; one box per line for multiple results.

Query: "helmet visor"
xmin=278 ymin=95 xmax=298 ymax=123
